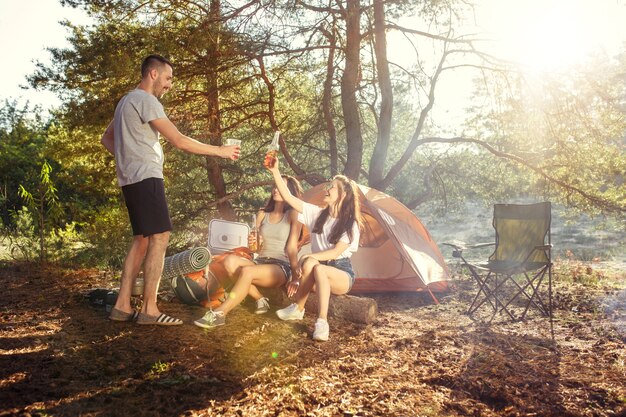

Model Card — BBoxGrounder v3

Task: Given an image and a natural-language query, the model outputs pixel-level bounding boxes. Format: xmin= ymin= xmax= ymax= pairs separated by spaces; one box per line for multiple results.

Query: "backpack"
xmin=86 ymin=288 xmax=118 ymax=312
xmin=171 ymin=247 xmax=253 ymax=309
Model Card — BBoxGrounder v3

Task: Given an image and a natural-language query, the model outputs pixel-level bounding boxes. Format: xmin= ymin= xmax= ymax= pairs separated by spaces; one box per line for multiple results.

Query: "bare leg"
xmin=248 ymin=284 xmax=264 ymax=301
xmin=312 ymin=264 xmax=351 ymax=320
xmin=112 ymin=235 xmax=148 ymax=314
xmin=222 ymin=254 xmax=255 ymax=296
xmin=293 ymin=257 xmax=319 ymax=311
xmin=216 ymin=264 xmax=286 ymax=315
xmin=141 ymin=231 xmax=170 ymax=316
xmin=223 ymin=254 xmax=253 ymax=277
xmin=223 ymin=254 xmax=273 ymax=300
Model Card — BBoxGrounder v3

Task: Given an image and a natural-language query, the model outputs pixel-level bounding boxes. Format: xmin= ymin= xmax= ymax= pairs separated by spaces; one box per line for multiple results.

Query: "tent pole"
xmin=427 ymin=288 xmax=439 ymax=305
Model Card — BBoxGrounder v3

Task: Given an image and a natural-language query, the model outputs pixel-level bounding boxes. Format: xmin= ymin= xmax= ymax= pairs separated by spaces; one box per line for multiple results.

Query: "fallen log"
xmin=260 ymin=288 xmax=378 ymax=324
xmin=305 ymin=294 xmax=378 ymax=324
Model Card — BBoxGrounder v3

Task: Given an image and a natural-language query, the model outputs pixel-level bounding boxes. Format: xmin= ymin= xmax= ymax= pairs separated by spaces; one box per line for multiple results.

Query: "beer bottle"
xmin=249 ymin=214 xmax=258 ymax=252
xmin=263 ymin=131 xmax=280 ymax=168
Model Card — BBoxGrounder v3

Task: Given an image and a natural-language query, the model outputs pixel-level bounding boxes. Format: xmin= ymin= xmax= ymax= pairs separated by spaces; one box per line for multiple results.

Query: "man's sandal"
xmin=136 ymin=312 xmax=183 ymax=326
xmin=109 ymin=308 xmax=139 ymax=322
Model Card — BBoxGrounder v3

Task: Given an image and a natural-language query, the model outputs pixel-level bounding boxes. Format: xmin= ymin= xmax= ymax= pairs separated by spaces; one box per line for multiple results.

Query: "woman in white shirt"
xmin=267 ymin=159 xmax=362 ymax=342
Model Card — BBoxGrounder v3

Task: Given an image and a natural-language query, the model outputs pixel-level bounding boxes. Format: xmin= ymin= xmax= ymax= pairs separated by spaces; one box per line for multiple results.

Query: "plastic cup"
xmin=224 ymin=139 xmax=241 ymax=160
xmin=225 ymin=139 xmax=241 ymax=147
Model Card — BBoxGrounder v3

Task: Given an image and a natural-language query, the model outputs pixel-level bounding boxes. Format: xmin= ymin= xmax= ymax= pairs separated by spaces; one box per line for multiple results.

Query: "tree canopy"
xmin=2 ymin=0 xmax=623 ymax=264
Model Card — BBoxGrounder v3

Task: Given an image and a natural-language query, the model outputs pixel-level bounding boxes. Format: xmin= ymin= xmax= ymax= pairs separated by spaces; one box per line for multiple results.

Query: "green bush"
xmin=80 ymin=205 xmax=131 ymax=269
xmin=2 ymin=207 xmax=89 ymax=265
xmin=5 ymin=207 xmax=39 ymax=261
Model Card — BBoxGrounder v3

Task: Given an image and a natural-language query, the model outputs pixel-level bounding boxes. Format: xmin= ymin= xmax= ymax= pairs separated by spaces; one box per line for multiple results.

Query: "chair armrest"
xmin=442 ymin=241 xmax=466 ymax=250
xmin=442 ymin=242 xmax=465 ymax=258
xmin=442 ymin=241 xmax=495 ymax=250
xmin=518 ymin=244 xmax=553 ymax=265
xmin=467 ymin=242 xmax=496 ymax=249
xmin=442 ymin=241 xmax=495 ymax=258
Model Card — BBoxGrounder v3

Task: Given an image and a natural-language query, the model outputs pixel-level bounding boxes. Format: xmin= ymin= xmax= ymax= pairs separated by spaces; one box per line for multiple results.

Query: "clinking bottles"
xmin=263 ymin=131 xmax=280 ymax=168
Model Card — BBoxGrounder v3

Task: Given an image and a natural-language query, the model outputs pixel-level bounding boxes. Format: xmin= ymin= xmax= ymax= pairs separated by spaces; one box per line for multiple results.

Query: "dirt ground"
xmin=0 ymin=261 xmax=625 ymax=417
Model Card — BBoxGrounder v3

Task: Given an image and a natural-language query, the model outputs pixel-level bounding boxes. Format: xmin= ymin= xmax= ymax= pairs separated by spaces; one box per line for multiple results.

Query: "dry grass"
xmin=0 ymin=261 xmax=625 ymax=417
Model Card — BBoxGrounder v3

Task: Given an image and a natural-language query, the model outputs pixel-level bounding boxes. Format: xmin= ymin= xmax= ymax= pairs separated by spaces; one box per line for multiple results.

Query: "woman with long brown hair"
xmin=266 ymin=159 xmax=362 ymax=341
xmin=193 ymin=175 xmax=303 ymax=329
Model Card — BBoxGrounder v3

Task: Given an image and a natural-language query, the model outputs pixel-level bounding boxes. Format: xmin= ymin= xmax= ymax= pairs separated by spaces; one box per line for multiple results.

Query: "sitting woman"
xmin=194 ymin=175 xmax=303 ymax=329
xmin=266 ymin=157 xmax=362 ymax=342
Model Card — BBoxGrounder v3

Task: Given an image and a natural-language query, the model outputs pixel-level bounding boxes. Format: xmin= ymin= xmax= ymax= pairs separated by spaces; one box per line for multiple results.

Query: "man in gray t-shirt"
xmin=101 ymin=54 xmax=240 ymax=326
xmin=113 ymin=88 xmax=167 ymax=187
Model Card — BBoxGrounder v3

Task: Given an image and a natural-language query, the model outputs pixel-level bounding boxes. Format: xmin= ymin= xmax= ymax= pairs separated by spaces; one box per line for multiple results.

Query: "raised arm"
xmin=266 ymin=159 xmax=304 ymax=213
xmin=101 ymin=120 xmax=115 ymax=155
xmin=150 ymin=118 xmax=239 ymax=160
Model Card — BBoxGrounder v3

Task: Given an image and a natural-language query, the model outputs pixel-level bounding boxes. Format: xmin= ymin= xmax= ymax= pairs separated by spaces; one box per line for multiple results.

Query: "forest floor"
xmin=0 ymin=260 xmax=625 ymax=417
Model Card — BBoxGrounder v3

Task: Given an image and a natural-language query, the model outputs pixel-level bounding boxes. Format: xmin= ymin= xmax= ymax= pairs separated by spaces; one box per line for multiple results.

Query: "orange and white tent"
xmin=303 ymin=183 xmax=450 ymax=301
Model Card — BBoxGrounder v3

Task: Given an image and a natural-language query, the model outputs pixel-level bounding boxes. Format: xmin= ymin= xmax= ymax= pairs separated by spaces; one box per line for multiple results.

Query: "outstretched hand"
xmin=221 ymin=144 xmax=240 ymax=160
xmin=264 ymin=154 xmax=280 ymax=173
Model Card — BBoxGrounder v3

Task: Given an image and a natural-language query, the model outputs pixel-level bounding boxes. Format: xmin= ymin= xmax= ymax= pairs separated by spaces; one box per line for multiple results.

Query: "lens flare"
xmin=271 ymin=352 xmax=279 ymax=359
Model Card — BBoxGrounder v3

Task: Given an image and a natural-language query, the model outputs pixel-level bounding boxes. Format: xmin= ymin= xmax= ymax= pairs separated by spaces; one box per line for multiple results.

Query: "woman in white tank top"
xmin=194 ymin=176 xmax=303 ymax=329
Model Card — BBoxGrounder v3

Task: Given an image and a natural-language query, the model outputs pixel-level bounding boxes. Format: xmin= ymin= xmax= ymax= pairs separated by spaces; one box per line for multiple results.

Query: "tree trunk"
xmin=256 ymin=57 xmax=310 ymax=183
xmin=322 ymin=27 xmax=339 ymax=177
xmin=373 ymin=51 xmax=448 ymax=191
xmin=205 ymin=0 xmax=235 ymax=220
xmin=341 ymin=0 xmax=363 ymax=180
xmin=39 ymin=195 xmax=45 ymax=263
xmin=368 ymin=0 xmax=393 ymax=187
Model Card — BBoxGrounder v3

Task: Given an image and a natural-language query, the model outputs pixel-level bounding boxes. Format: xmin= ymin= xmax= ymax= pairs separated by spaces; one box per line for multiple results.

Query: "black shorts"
xmin=122 ymin=177 xmax=172 ymax=237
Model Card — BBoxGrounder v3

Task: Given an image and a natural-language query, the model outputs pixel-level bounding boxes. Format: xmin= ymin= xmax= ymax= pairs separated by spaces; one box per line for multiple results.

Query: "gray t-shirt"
xmin=113 ymin=89 xmax=168 ymax=186
xmin=257 ymin=212 xmax=291 ymax=262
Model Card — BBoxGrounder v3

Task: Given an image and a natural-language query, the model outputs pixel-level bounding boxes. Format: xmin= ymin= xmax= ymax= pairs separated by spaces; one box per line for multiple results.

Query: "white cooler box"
xmin=207 ymin=219 xmax=250 ymax=254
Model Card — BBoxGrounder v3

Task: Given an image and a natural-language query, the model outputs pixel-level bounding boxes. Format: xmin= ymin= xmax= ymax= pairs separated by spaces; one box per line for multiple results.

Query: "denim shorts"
xmin=320 ymin=258 xmax=356 ymax=291
xmin=254 ymin=257 xmax=292 ymax=281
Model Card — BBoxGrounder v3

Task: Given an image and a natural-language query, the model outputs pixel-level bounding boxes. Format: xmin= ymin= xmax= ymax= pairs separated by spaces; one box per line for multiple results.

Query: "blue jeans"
xmin=254 ymin=257 xmax=292 ymax=281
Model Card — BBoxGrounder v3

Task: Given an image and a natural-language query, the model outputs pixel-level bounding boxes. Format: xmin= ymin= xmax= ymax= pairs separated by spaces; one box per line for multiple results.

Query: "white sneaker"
xmin=255 ymin=297 xmax=270 ymax=314
xmin=312 ymin=318 xmax=329 ymax=341
xmin=276 ymin=303 xmax=304 ymax=321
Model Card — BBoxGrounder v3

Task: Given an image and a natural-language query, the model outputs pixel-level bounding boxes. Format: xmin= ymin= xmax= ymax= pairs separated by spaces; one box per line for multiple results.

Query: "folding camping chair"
xmin=445 ymin=202 xmax=553 ymax=322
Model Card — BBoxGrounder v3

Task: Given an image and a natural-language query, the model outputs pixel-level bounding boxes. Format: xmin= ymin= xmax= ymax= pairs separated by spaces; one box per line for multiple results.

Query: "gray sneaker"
xmin=312 ymin=318 xmax=329 ymax=341
xmin=276 ymin=303 xmax=304 ymax=321
xmin=255 ymin=297 xmax=270 ymax=314
xmin=194 ymin=310 xmax=225 ymax=329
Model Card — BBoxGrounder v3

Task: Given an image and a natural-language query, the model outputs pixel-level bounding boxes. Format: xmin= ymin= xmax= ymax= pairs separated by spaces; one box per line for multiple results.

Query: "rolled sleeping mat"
xmin=162 ymin=247 xmax=212 ymax=280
